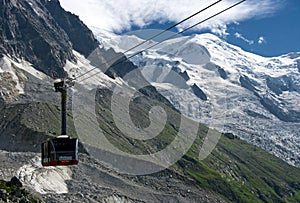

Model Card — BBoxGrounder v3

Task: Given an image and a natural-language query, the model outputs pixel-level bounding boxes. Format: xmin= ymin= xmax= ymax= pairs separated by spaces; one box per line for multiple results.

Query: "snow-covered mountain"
xmin=3 ymin=1 xmax=300 ymax=202
xmin=93 ymin=30 xmax=300 ymax=167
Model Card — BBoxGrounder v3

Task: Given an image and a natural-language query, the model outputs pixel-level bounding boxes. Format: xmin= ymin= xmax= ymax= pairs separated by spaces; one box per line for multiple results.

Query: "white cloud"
xmin=59 ymin=0 xmax=284 ymax=36
xmin=258 ymin=36 xmax=266 ymax=44
xmin=234 ymin=32 xmax=254 ymax=45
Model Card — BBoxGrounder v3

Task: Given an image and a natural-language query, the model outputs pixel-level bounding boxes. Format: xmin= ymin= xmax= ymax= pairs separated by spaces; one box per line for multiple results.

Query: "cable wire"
xmin=77 ymin=0 xmax=246 ymax=84
xmin=73 ymin=0 xmax=223 ymax=80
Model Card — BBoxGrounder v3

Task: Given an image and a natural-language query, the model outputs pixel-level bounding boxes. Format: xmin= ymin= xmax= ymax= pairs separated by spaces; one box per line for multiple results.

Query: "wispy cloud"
xmin=234 ymin=32 xmax=254 ymax=45
xmin=258 ymin=36 xmax=267 ymax=44
xmin=60 ymin=0 xmax=284 ymax=36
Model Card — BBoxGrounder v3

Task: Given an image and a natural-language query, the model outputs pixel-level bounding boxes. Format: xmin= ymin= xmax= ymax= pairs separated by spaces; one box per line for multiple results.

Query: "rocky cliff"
xmin=1 ymin=0 xmax=300 ymax=203
xmin=0 ymin=0 xmax=101 ymax=78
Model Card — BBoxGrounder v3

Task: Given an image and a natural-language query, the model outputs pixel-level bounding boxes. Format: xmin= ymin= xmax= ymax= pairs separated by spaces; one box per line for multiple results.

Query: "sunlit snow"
xmin=17 ymin=156 xmax=72 ymax=194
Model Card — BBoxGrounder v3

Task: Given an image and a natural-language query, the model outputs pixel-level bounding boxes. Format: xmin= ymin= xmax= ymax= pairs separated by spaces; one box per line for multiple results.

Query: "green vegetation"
xmin=0 ymin=102 xmax=77 ymax=137
xmin=93 ymin=88 xmax=300 ymax=203
xmin=2 ymin=87 xmax=300 ymax=202
xmin=180 ymin=134 xmax=300 ymax=203
xmin=19 ymin=102 xmax=77 ymax=137
xmin=0 ymin=178 xmax=44 ymax=203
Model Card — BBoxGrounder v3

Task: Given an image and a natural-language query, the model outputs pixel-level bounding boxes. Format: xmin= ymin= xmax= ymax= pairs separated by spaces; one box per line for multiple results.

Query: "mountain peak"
xmin=0 ymin=0 xmax=99 ymax=78
xmin=195 ymin=33 xmax=223 ymax=41
xmin=103 ymin=30 xmax=300 ymax=168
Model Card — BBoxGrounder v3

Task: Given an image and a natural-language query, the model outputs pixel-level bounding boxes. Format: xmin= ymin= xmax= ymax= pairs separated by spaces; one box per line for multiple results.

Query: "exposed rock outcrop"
xmin=260 ymin=95 xmax=300 ymax=122
xmin=0 ymin=0 xmax=75 ymax=77
xmin=217 ymin=65 xmax=228 ymax=79
xmin=239 ymin=75 xmax=259 ymax=96
xmin=266 ymin=75 xmax=295 ymax=95
xmin=0 ymin=177 xmax=43 ymax=203
xmin=191 ymin=83 xmax=207 ymax=101
xmin=43 ymin=0 xmax=99 ymax=58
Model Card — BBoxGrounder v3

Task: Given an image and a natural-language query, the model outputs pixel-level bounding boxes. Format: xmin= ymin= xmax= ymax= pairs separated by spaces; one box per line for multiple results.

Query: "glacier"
xmin=93 ymin=30 xmax=300 ymax=167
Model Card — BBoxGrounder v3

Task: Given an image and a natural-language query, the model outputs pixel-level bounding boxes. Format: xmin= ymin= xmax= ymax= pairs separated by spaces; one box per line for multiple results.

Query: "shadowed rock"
xmin=191 ymin=84 xmax=207 ymax=101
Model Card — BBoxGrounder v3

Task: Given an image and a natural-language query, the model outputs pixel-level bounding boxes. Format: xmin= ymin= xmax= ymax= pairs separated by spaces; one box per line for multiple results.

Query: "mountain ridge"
xmin=94 ymin=30 xmax=300 ymax=167
xmin=0 ymin=0 xmax=101 ymax=78
xmin=1 ymin=0 xmax=300 ymax=202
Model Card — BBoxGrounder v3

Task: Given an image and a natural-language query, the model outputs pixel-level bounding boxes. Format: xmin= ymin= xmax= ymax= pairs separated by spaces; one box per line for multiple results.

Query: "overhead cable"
xmin=73 ymin=0 xmax=223 ymax=80
xmin=77 ymin=0 xmax=246 ymax=84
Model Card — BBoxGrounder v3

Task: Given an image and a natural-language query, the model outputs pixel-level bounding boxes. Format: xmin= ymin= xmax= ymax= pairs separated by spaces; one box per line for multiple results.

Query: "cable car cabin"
xmin=41 ymin=136 xmax=78 ymax=166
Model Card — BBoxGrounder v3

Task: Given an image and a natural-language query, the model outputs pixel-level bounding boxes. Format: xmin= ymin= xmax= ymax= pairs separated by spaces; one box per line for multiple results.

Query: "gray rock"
xmin=217 ymin=65 xmax=228 ymax=79
xmin=239 ymin=75 xmax=259 ymax=96
xmin=260 ymin=95 xmax=300 ymax=122
xmin=191 ymin=84 xmax=207 ymax=101
xmin=8 ymin=176 xmax=22 ymax=187
xmin=0 ymin=0 xmax=100 ymax=78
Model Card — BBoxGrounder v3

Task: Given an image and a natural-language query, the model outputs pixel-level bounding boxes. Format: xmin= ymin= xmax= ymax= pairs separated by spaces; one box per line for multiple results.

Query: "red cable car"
xmin=41 ymin=135 xmax=78 ymax=166
xmin=42 ymin=79 xmax=78 ymax=166
xmin=41 ymin=79 xmax=79 ymax=167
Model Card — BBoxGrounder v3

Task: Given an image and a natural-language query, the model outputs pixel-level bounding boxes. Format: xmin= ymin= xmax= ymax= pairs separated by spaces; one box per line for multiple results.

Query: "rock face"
xmin=2 ymin=1 xmax=300 ymax=203
xmin=260 ymin=95 xmax=300 ymax=122
xmin=170 ymin=66 xmax=190 ymax=81
xmin=0 ymin=0 xmax=73 ymax=77
xmin=239 ymin=75 xmax=259 ymax=96
xmin=0 ymin=177 xmax=43 ymax=203
xmin=43 ymin=0 xmax=99 ymax=58
xmin=0 ymin=102 xmax=50 ymax=152
xmin=0 ymin=0 xmax=101 ymax=78
xmin=100 ymin=32 xmax=300 ymax=169
xmin=0 ymin=0 xmax=139 ymax=80
xmin=266 ymin=75 xmax=296 ymax=95
xmin=217 ymin=65 xmax=228 ymax=79
xmin=95 ymin=47 xmax=138 ymax=79
xmin=191 ymin=83 xmax=207 ymax=101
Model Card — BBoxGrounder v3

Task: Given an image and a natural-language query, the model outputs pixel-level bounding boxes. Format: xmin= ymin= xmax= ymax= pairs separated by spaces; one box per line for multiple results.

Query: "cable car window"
xmin=42 ymin=142 xmax=49 ymax=164
xmin=41 ymin=138 xmax=78 ymax=166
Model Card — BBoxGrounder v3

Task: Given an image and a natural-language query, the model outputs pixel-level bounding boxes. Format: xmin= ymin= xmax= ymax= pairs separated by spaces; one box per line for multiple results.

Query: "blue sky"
xmin=224 ymin=0 xmax=300 ymax=56
xmin=60 ymin=0 xmax=299 ymax=57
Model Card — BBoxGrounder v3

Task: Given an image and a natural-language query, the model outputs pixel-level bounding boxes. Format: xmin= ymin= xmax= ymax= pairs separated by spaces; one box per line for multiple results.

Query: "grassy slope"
xmin=94 ymin=88 xmax=300 ymax=203
xmin=1 ymin=88 xmax=300 ymax=202
xmin=182 ymin=132 xmax=300 ymax=203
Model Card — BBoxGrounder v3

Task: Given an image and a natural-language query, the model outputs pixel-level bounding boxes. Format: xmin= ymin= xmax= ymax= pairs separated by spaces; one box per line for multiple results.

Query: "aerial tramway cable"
xmin=73 ymin=0 xmax=224 ymax=81
xmin=40 ymin=0 xmax=246 ymax=167
xmin=75 ymin=0 xmax=246 ymax=84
